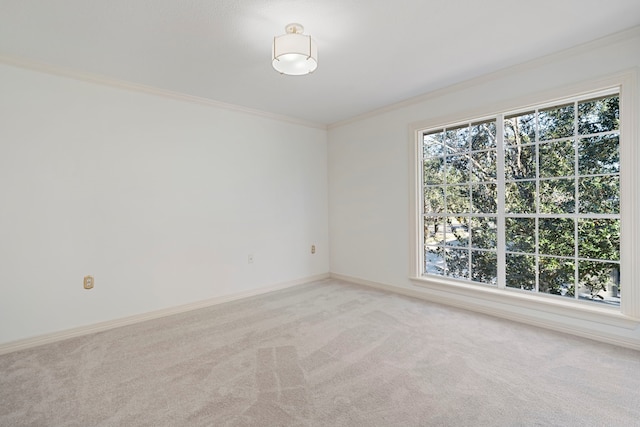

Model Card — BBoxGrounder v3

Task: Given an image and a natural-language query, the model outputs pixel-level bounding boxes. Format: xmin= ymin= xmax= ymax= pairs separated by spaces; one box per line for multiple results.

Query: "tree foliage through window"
xmin=422 ymin=93 xmax=620 ymax=306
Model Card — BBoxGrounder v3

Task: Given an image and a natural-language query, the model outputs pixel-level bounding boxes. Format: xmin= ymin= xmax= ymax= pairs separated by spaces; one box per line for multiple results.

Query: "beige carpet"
xmin=1 ymin=279 xmax=639 ymax=426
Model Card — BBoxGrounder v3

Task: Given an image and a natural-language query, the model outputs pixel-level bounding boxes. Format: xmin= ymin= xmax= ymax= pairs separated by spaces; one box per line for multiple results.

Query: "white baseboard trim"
xmin=330 ymin=273 xmax=640 ymax=351
xmin=0 ymin=273 xmax=330 ymax=355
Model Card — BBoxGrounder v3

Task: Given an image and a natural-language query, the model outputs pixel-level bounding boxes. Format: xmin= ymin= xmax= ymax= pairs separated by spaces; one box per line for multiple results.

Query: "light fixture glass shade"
xmin=272 ymin=23 xmax=317 ymax=76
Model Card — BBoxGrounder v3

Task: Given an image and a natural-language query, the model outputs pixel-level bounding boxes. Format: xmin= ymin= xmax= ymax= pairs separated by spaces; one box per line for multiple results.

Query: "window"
xmin=416 ymin=88 xmax=629 ymax=310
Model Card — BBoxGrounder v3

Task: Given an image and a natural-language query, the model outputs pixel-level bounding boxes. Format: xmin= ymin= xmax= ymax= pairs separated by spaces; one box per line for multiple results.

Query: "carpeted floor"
xmin=1 ymin=279 xmax=639 ymax=426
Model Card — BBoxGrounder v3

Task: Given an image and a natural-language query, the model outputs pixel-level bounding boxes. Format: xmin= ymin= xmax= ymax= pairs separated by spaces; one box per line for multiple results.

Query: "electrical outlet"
xmin=248 ymin=254 xmax=254 ymax=264
xmin=311 ymin=245 xmax=316 ymax=254
xmin=83 ymin=275 xmax=94 ymax=289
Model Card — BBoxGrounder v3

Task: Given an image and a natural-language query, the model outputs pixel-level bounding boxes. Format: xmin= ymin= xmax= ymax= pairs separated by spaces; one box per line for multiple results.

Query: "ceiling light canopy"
xmin=272 ymin=23 xmax=317 ymax=76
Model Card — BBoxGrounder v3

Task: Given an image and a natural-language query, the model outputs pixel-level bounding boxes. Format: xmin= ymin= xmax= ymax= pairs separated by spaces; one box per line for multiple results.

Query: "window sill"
xmin=410 ymin=275 xmax=639 ymax=330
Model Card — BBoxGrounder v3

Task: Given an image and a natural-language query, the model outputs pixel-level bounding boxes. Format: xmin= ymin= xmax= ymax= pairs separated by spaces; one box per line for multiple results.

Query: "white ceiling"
xmin=1 ymin=0 xmax=640 ymax=126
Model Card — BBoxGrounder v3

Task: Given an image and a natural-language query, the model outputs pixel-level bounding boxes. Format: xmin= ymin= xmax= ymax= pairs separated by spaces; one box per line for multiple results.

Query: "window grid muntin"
xmin=421 ymin=89 xmax=620 ymax=306
xmin=423 ymin=119 xmax=498 ymax=283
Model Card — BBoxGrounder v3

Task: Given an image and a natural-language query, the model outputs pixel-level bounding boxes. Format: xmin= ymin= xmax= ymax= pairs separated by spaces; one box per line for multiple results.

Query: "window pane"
xmin=472 ymin=184 xmax=497 ymax=214
xmin=471 ymin=120 xmax=497 ymax=151
xmin=446 ymin=185 xmax=470 ymax=213
xmin=470 ymin=217 xmax=497 ymax=250
xmin=504 ymin=112 xmax=535 ymax=146
xmin=425 ymin=246 xmax=445 ymax=275
xmin=578 ymin=219 xmax=620 ymax=261
xmin=424 ymin=186 xmax=445 ymax=214
xmin=539 ymin=256 xmax=574 ymax=297
xmin=471 ymin=150 xmax=497 ymax=182
xmin=505 ymin=181 xmax=536 ymax=213
xmin=424 ymin=216 xmax=445 ymax=246
xmin=540 ymin=179 xmax=575 ymax=214
xmin=506 ymin=217 xmax=536 ymax=253
xmin=424 ymin=130 xmax=445 ymax=157
xmin=539 ymin=218 xmax=575 ymax=257
xmin=539 ymin=140 xmax=574 ymax=178
xmin=578 ymin=176 xmax=619 ymax=214
xmin=578 ymin=95 xmax=619 ymax=135
xmin=424 ymin=157 xmax=445 ymax=185
xmin=471 ymin=250 xmax=497 ymax=285
xmin=445 ymin=248 xmax=469 ymax=279
xmin=446 ymin=154 xmax=469 ymax=184
xmin=445 ymin=216 xmax=469 ymax=247
xmin=506 ymin=254 xmax=535 ymax=290
xmin=446 ymin=125 xmax=469 ymax=154
xmin=539 ymin=103 xmax=575 ymax=141
xmin=578 ymin=134 xmax=619 ymax=175
xmin=505 ymin=145 xmax=536 ymax=180
xmin=578 ymin=260 xmax=620 ymax=305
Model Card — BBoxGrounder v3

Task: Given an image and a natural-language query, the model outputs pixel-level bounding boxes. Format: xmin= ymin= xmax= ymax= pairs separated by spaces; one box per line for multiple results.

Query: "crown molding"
xmin=328 ymin=25 xmax=640 ymax=130
xmin=0 ymin=54 xmax=327 ymax=131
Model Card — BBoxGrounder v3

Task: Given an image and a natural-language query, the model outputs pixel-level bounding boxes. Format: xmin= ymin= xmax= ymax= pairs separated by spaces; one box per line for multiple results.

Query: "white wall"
xmin=0 ymin=63 xmax=329 ymax=344
xmin=328 ymin=29 xmax=640 ymax=347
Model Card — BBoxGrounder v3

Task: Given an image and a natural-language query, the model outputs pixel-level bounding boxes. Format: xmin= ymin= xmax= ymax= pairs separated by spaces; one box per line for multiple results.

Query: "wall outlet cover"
xmin=83 ymin=275 xmax=94 ymax=289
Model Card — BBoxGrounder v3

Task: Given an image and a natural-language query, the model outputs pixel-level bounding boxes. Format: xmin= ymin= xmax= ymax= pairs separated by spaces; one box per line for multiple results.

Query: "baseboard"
xmin=330 ymin=273 xmax=640 ymax=351
xmin=0 ymin=273 xmax=330 ymax=355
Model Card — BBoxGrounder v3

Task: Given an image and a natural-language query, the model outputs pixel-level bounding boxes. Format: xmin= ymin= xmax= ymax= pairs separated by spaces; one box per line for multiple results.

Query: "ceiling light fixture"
xmin=272 ymin=23 xmax=317 ymax=76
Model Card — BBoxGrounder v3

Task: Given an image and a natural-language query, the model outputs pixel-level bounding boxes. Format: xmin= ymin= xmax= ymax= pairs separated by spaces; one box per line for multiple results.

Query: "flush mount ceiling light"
xmin=272 ymin=23 xmax=318 ymax=76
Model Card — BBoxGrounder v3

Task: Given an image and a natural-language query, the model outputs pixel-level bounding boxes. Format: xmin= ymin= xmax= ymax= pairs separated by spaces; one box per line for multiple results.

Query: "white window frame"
xmin=409 ymin=70 xmax=640 ymax=328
